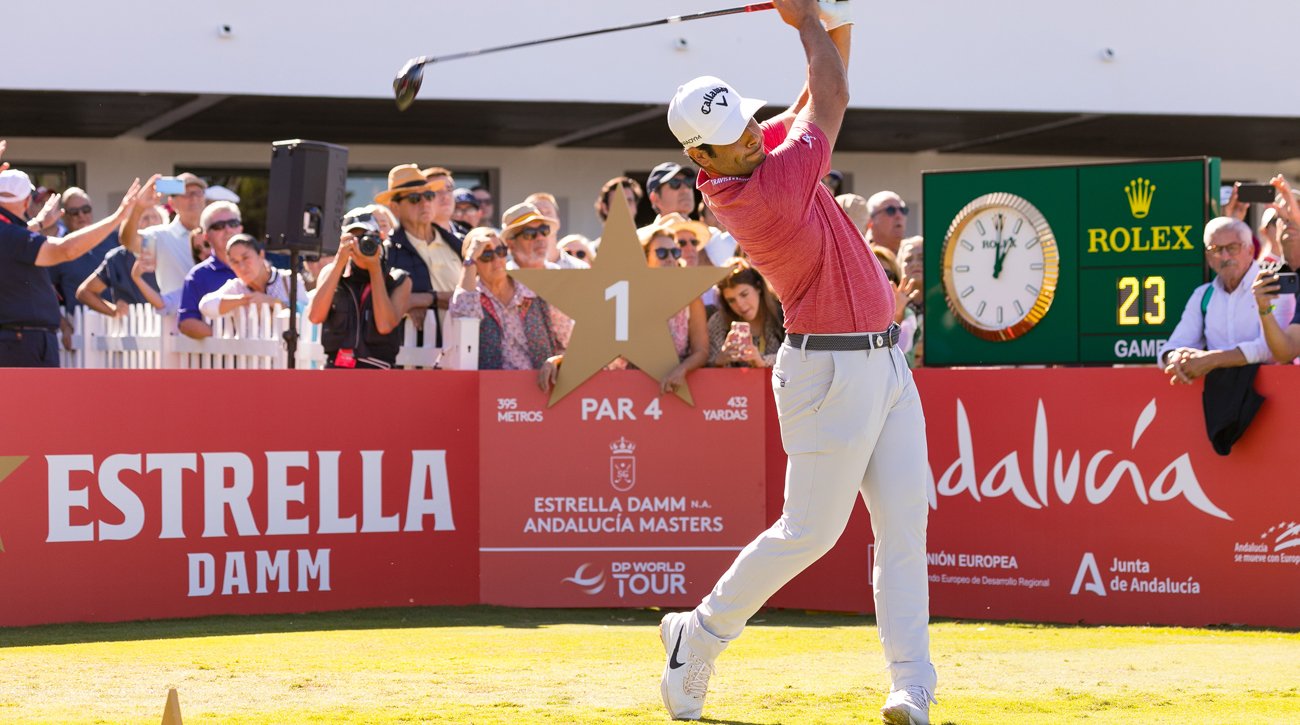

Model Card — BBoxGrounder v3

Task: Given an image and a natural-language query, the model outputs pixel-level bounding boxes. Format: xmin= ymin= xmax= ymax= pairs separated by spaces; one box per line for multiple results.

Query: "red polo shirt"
xmin=698 ymin=119 xmax=894 ymax=334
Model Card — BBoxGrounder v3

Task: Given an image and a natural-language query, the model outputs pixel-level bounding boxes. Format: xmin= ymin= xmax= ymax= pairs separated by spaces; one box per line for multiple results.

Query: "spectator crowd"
xmin=4 ymin=137 xmax=1300 ymax=381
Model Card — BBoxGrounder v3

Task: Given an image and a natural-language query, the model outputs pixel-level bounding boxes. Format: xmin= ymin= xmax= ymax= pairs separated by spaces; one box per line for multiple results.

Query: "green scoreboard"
xmin=922 ymin=158 xmax=1217 ymax=366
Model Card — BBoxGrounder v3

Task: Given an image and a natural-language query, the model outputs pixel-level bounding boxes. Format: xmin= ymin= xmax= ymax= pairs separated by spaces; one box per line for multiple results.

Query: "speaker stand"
xmin=284 ymin=248 xmax=301 ymax=369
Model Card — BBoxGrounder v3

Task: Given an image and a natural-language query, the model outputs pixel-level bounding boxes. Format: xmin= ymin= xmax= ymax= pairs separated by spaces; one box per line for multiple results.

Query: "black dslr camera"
xmin=356 ymin=232 xmax=382 ymax=257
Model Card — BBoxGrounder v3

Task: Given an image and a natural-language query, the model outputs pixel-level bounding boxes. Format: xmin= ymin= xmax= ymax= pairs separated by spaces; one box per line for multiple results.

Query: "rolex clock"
xmin=941 ymin=192 xmax=1060 ymax=342
xmin=923 ymin=158 xmax=1215 ymax=366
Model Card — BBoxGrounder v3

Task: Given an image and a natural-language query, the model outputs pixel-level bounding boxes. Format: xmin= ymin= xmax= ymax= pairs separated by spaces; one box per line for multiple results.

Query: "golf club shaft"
xmin=408 ymin=2 xmax=775 ymax=68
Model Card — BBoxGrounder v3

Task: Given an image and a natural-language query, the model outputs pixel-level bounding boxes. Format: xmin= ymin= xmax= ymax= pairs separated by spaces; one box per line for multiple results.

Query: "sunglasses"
xmin=659 ymin=178 xmax=690 ymax=191
xmin=62 ymin=204 xmax=92 ymax=216
xmin=207 ymin=219 xmax=243 ymax=231
xmin=677 ymin=237 xmax=701 ymax=248
xmin=569 ymin=249 xmax=588 ymax=259
xmin=477 ymin=244 xmax=510 ymax=263
xmin=514 ymin=224 xmax=551 ymax=241
xmin=875 ymin=204 xmax=909 ymax=217
xmin=654 ymin=247 xmax=683 ymax=261
xmin=398 ymin=190 xmax=439 ymax=203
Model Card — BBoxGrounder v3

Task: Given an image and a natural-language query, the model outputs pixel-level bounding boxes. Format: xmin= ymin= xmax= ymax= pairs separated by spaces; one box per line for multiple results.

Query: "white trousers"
xmin=696 ymin=342 xmax=936 ymax=692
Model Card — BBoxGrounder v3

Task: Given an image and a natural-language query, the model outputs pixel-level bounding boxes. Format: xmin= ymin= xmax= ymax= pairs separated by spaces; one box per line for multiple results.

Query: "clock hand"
xmin=991 ymin=213 xmax=1004 ymax=279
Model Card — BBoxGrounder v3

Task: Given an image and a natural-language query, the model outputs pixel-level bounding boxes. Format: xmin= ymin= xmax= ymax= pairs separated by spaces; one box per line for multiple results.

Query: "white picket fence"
xmin=58 ymin=304 xmax=478 ymax=371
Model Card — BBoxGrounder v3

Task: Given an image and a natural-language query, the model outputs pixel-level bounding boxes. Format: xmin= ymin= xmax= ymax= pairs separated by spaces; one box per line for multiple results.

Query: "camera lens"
xmin=357 ymin=233 xmax=380 ymax=256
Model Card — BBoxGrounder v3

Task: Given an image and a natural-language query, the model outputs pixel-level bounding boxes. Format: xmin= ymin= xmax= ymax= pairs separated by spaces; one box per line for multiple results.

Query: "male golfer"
xmin=658 ymin=1 xmax=936 ymax=723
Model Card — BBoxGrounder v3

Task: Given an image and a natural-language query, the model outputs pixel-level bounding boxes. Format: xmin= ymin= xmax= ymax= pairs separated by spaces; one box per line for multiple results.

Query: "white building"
xmin=5 ymin=0 xmax=1296 ymax=237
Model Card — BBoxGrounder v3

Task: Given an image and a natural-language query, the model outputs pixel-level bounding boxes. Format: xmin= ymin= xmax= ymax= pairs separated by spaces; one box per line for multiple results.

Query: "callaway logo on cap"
xmin=667 ymin=75 xmax=766 ymax=149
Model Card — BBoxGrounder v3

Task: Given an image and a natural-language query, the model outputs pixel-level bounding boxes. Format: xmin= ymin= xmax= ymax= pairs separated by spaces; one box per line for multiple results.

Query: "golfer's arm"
xmin=796 ymin=19 xmax=849 ymax=146
xmin=773 ymin=24 xmax=850 ymax=133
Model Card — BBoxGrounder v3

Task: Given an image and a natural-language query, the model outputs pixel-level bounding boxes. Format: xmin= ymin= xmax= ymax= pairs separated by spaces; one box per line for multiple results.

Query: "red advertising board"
xmin=478 ymin=369 xmax=767 ymax=608
xmin=773 ymin=367 xmax=1300 ymax=628
xmin=0 ymin=370 xmax=480 ymax=626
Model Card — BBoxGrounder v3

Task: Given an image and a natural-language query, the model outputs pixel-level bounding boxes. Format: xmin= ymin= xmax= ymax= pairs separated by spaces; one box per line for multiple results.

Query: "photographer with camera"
xmin=306 ymin=210 xmax=412 ymax=370
xmin=198 ymin=234 xmax=307 ymax=319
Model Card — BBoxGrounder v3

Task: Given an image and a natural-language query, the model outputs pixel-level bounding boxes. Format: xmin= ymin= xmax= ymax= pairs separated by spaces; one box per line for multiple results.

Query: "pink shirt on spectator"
xmin=697 ymin=119 xmax=894 ymax=334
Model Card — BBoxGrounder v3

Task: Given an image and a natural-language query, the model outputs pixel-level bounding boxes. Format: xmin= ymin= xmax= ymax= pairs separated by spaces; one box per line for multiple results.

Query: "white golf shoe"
xmin=659 ymin=611 xmax=718 ymax=721
xmin=881 ymin=684 xmax=935 ymax=725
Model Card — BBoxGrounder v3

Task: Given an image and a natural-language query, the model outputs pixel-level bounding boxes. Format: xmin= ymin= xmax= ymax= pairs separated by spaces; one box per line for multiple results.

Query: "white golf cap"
xmin=0 ymin=169 xmax=35 ymax=203
xmin=667 ymin=75 xmax=766 ymax=149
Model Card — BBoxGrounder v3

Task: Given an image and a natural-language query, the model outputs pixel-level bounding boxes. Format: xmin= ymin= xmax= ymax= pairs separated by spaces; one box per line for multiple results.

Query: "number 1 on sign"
xmin=605 ymin=280 xmax=629 ymax=341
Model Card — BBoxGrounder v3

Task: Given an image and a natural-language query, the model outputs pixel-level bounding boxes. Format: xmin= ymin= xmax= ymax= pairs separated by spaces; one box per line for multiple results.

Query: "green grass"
xmin=0 ymin=607 xmax=1295 ymax=724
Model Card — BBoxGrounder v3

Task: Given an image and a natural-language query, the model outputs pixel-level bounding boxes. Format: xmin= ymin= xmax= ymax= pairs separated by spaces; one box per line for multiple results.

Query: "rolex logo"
xmin=1124 ymin=177 xmax=1156 ymax=219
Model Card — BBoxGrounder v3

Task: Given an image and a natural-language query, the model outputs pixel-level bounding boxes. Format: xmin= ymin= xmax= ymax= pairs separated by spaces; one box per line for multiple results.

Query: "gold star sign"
xmin=0 ymin=456 xmax=27 ymax=553
xmin=511 ymin=189 xmax=727 ymax=406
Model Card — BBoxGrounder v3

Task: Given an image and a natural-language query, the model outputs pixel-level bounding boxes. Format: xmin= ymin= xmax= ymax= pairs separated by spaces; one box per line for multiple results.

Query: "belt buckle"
xmin=874 ymin=333 xmax=884 ymax=348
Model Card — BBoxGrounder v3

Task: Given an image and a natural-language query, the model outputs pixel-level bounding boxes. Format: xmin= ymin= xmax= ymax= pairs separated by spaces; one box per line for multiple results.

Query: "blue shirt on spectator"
xmin=0 ymin=208 xmax=60 ymax=329
xmin=94 ymin=245 xmax=157 ymax=305
xmin=46 ymin=231 xmax=118 ymax=313
xmin=177 ymin=255 xmax=235 ymax=323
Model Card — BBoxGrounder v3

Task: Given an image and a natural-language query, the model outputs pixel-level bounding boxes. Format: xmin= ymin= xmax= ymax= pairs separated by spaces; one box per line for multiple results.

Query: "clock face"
xmin=941 ymin=192 xmax=1059 ymax=341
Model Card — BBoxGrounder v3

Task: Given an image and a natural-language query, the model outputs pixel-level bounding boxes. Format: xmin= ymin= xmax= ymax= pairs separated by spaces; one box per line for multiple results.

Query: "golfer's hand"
xmin=773 ymin=0 xmax=820 ymax=29
xmin=817 ymin=0 xmax=852 ymax=29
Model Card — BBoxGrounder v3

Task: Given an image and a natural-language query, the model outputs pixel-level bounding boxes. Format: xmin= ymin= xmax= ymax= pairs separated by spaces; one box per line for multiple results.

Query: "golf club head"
xmin=393 ymin=59 xmax=425 ymax=112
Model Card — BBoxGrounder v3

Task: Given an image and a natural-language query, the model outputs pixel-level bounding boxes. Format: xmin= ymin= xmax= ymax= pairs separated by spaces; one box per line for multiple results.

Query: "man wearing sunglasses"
xmin=45 ymin=188 xmax=121 ymax=345
xmin=379 ymin=164 xmax=464 ymax=344
xmin=659 ymin=1 xmax=938 ymax=723
xmin=639 ymin=162 xmax=700 ymax=236
xmin=865 ymin=190 xmax=909 ymax=254
xmin=500 ymin=201 xmax=573 ymax=350
xmin=175 ymin=201 xmax=242 ymax=339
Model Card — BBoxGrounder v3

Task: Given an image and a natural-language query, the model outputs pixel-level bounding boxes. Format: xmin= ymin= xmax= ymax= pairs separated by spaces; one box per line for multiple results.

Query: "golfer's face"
xmin=707 ymin=118 xmax=766 ymax=177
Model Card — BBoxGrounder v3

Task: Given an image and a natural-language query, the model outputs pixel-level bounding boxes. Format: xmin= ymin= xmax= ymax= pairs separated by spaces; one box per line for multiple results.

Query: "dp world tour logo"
xmin=562 ymin=563 xmax=607 ymax=595
xmin=610 ymin=437 xmax=636 ymax=492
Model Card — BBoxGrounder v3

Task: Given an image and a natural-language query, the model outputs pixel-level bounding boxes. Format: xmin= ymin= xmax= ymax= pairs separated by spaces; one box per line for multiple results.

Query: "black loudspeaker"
xmin=265 ymin=139 xmax=348 ymax=259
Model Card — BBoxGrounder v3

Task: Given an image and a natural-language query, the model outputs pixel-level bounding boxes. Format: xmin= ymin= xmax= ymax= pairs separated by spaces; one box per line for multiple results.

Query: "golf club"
xmin=393 ymin=2 xmax=776 ymax=111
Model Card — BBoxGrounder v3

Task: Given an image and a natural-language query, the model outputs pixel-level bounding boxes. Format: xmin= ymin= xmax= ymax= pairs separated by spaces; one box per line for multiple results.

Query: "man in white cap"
xmin=0 ymin=141 xmax=143 ymax=366
xmin=657 ymin=2 xmax=938 ymax=724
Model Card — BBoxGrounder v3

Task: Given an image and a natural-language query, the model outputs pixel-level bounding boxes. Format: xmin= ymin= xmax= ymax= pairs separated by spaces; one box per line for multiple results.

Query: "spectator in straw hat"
xmin=501 ymin=201 xmax=573 ymax=349
xmin=381 ymin=164 xmax=462 ymax=340
xmin=836 ymin=193 xmax=869 ymax=238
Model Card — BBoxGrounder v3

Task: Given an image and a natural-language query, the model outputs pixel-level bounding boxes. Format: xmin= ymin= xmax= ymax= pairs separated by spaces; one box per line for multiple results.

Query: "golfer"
xmin=658 ymin=1 xmax=936 ymax=723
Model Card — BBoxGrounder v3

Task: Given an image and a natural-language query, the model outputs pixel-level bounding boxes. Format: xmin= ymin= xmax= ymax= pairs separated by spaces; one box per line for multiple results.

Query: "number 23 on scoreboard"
xmin=1116 ymin=275 xmax=1166 ymax=326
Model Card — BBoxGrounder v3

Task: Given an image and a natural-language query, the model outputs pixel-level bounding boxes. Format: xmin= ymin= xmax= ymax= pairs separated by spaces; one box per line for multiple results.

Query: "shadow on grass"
xmin=2 ymin=605 xmax=1291 ymax=649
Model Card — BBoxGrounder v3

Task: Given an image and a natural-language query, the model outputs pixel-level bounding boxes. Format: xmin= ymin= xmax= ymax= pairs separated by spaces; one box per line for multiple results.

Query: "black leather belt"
xmin=785 ymin=323 xmax=900 ymax=351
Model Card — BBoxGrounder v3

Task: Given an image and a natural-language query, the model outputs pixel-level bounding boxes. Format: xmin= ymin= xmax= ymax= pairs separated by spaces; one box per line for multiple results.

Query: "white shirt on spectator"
xmin=198 ymin=267 xmax=307 ymax=320
xmin=1157 ymin=260 xmax=1296 ymax=365
xmin=140 ymin=217 xmax=194 ymax=296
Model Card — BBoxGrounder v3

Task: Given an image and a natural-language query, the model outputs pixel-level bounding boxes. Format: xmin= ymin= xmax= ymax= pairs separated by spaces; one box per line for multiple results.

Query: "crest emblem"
xmin=609 ymin=436 xmax=637 ymax=492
